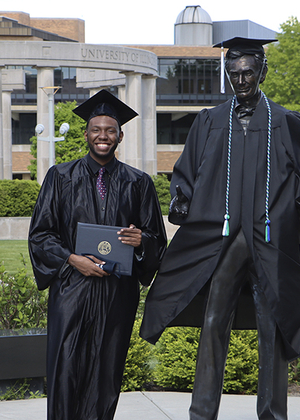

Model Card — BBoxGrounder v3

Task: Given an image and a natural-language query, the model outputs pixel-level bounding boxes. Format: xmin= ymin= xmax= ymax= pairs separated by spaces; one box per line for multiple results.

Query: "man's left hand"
xmin=118 ymin=224 xmax=142 ymax=248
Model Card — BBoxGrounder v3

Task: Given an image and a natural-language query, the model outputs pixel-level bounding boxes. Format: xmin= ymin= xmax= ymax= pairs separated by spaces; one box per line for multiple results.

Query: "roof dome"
xmin=175 ymin=5 xmax=212 ymax=25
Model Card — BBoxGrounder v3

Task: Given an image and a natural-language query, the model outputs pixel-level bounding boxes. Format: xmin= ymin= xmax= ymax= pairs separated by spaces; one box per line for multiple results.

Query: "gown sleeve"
xmin=169 ymin=108 xmax=212 ymax=224
xmin=28 ymin=166 xmax=72 ymax=290
xmin=133 ymin=174 xmax=167 ymax=286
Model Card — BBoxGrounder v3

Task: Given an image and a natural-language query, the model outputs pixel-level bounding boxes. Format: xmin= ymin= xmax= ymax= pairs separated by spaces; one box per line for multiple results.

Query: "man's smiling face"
xmin=84 ymin=115 xmax=123 ymax=165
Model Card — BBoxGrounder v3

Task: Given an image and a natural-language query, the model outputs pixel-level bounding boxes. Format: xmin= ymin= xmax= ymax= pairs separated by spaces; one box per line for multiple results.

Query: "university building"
xmin=0 ymin=6 xmax=276 ymax=182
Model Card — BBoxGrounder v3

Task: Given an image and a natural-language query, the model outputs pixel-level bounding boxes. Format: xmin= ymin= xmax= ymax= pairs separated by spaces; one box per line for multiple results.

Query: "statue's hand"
xmin=169 ymin=185 xmax=189 ymax=221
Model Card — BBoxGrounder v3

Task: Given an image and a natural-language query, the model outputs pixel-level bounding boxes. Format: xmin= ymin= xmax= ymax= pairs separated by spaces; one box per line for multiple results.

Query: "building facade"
xmin=0 ymin=6 xmax=276 ymax=181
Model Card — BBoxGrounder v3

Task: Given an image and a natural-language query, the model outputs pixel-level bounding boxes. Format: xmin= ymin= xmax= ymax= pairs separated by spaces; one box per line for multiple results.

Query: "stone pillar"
xmin=36 ymin=67 xmax=54 ymax=185
xmin=2 ymin=90 xmax=12 ymax=179
xmin=141 ymin=75 xmax=157 ymax=175
xmin=123 ymin=72 xmax=143 ymax=170
xmin=0 ymin=69 xmax=25 ymax=180
xmin=117 ymin=85 xmax=126 ymax=163
xmin=0 ymin=70 xmax=3 ymax=179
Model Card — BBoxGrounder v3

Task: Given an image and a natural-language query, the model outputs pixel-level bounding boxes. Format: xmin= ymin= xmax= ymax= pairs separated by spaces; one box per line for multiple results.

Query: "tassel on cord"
xmin=262 ymin=92 xmax=272 ymax=244
xmin=220 ymin=45 xmax=225 ymax=94
xmin=265 ymin=219 xmax=270 ymax=243
xmin=222 ymin=214 xmax=230 ymax=237
xmin=222 ymin=96 xmax=235 ymax=238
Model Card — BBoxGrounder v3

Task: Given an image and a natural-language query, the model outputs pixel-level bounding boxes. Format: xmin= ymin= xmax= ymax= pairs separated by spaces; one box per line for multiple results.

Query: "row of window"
xmin=9 ymin=59 xmax=233 ymax=145
xmin=9 ymin=59 xmax=233 ymax=105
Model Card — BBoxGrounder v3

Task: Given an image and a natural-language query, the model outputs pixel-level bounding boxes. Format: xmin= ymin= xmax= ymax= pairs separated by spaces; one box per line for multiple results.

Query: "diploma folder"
xmin=75 ymin=222 xmax=134 ymax=276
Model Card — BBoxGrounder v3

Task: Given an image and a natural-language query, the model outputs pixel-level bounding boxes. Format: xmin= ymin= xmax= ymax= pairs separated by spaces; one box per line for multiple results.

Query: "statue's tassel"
xmin=222 ymin=214 xmax=230 ymax=237
xmin=265 ymin=219 xmax=270 ymax=243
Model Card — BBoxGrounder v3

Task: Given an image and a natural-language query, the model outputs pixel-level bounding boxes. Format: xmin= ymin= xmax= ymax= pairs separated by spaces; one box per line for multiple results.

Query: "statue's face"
xmin=227 ymin=55 xmax=264 ymax=104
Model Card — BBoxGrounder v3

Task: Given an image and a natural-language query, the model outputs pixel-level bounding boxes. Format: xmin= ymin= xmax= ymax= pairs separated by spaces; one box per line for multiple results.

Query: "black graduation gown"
xmin=140 ymin=97 xmax=300 ymax=361
xmin=28 ymin=155 xmax=166 ymax=420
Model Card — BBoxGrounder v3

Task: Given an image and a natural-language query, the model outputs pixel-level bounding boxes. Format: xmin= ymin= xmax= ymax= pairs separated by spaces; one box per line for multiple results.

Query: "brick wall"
xmin=31 ymin=18 xmax=85 ymax=42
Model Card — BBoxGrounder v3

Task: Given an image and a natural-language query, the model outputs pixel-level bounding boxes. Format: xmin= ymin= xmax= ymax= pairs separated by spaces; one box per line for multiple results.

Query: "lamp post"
xmin=35 ymin=86 xmax=69 ymax=168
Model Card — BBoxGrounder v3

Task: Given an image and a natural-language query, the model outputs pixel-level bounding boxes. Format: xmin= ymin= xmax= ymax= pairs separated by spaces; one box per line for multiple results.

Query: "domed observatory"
xmin=175 ymin=5 xmax=212 ymax=46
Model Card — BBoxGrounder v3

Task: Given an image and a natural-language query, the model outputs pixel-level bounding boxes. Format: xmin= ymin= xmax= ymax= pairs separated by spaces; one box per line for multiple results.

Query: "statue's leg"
xmin=250 ymin=274 xmax=288 ymax=420
xmin=189 ymin=230 xmax=250 ymax=420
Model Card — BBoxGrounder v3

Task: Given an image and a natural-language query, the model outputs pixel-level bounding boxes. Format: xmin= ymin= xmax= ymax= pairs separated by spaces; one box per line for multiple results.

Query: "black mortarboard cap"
xmin=213 ymin=37 xmax=277 ymax=55
xmin=73 ymin=89 xmax=138 ymax=126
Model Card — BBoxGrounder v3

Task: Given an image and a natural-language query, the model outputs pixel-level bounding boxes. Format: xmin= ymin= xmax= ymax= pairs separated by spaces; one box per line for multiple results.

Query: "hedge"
xmin=121 ymin=319 xmax=152 ymax=391
xmin=0 ymin=180 xmax=40 ymax=217
xmin=0 ymin=175 xmax=170 ymax=217
xmin=151 ymin=327 xmax=259 ymax=394
xmin=152 ymin=174 xmax=171 ymax=215
xmin=152 ymin=327 xmax=200 ymax=390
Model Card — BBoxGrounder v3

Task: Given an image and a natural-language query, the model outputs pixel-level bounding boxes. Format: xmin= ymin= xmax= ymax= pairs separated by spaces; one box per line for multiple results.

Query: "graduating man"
xmin=28 ymin=90 xmax=166 ymax=420
xmin=140 ymin=38 xmax=300 ymax=420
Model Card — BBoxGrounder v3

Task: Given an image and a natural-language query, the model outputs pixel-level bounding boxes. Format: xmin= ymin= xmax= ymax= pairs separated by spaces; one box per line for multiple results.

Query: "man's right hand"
xmin=68 ymin=254 xmax=110 ymax=277
xmin=169 ymin=185 xmax=190 ymax=221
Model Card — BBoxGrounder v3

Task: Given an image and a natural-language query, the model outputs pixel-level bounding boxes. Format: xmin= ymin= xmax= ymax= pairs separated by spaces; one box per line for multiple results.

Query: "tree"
xmin=263 ymin=17 xmax=300 ymax=112
xmin=54 ymin=101 xmax=88 ymax=164
xmin=28 ymin=101 xmax=88 ymax=179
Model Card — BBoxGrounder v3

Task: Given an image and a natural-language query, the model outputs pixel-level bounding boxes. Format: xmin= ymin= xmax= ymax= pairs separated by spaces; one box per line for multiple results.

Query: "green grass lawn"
xmin=0 ymin=240 xmax=33 ymax=275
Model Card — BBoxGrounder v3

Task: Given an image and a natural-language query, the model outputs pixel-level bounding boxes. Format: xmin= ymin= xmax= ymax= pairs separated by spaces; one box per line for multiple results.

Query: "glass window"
xmin=12 ymin=113 xmax=36 ymax=145
xmin=157 ymin=58 xmax=232 ymax=105
xmin=10 ymin=66 xmax=89 ymax=105
xmin=157 ymin=113 xmax=197 ymax=145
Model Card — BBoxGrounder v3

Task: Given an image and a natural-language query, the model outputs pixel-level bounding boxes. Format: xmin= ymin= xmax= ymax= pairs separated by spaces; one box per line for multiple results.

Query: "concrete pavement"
xmin=1 ymin=392 xmax=300 ymax=420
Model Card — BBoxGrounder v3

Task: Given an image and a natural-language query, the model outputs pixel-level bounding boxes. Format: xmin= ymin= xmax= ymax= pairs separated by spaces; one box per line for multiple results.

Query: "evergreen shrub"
xmin=152 ymin=327 xmax=260 ymax=394
xmin=223 ymin=330 xmax=259 ymax=394
xmin=121 ymin=319 xmax=152 ymax=391
xmin=0 ymin=180 xmax=40 ymax=217
xmin=152 ymin=174 xmax=171 ymax=215
xmin=153 ymin=327 xmax=200 ymax=391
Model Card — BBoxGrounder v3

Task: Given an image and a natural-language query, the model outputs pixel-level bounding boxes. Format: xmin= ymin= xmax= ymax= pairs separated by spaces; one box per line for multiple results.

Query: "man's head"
xmin=214 ymin=37 xmax=276 ymax=105
xmin=84 ymin=114 xmax=123 ymax=165
xmin=73 ymin=90 xmax=138 ymax=165
xmin=226 ymin=53 xmax=267 ymax=105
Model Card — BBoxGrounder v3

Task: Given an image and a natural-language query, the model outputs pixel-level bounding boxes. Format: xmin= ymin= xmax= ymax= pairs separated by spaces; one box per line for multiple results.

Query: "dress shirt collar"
xmin=87 ymin=153 xmax=117 ymax=175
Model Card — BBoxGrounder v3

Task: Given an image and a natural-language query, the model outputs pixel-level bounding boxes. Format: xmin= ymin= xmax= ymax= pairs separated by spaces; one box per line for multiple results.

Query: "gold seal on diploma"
xmin=98 ymin=241 xmax=112 ymax=255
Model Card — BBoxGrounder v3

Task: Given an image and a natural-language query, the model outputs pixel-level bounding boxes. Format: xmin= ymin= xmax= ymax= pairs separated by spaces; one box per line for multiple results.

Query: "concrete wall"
xmin=0 ymin=216 xmax=178 ymax=241
xmin=0 ymin=217 xmax=31 ymax=240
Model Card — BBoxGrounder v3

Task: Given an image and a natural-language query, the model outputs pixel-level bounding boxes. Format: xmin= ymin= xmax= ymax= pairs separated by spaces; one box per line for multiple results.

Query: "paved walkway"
xmin=1 ymin=392 xmax=300 ymax=420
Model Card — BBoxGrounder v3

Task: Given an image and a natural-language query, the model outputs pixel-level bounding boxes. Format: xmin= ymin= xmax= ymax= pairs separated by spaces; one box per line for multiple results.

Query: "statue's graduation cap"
xmin=213 ymin=37 xmax=277 ymax=55
xmin=73 ymin=89 xmax=138 ymax=126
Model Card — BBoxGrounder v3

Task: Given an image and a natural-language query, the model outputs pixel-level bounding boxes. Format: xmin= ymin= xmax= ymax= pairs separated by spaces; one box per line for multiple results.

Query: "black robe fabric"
xmin=28 ymin=155 xmax=166 ymax=420
xmin=140 ymin=97 xmax=300 ymax=361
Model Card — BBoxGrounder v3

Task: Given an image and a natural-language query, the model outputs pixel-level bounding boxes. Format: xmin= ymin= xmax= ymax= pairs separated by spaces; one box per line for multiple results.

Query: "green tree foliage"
xmin=54 ymin=101 xmax=88 ymax=164
xmin=0 ymin=259 xmax=48 ymax=330
xmin=152 ymin=174 xmax=171 ymax=215
xmin=28 ymin=101 xmax=88 ymax=178
xmin=121 ymin=319 xmax=152 ymax=391
xmin=28 ymin=136 xmax=37 ymax=180
xmin=263 ymin=17 xmax=300 ymax=112
xmin=0 ymin=180 xmax=40 ymax=217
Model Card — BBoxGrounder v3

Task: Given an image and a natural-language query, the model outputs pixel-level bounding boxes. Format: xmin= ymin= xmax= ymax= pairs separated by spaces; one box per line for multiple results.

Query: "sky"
xmin=2 ymin=0 xmax=300 ymax=45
